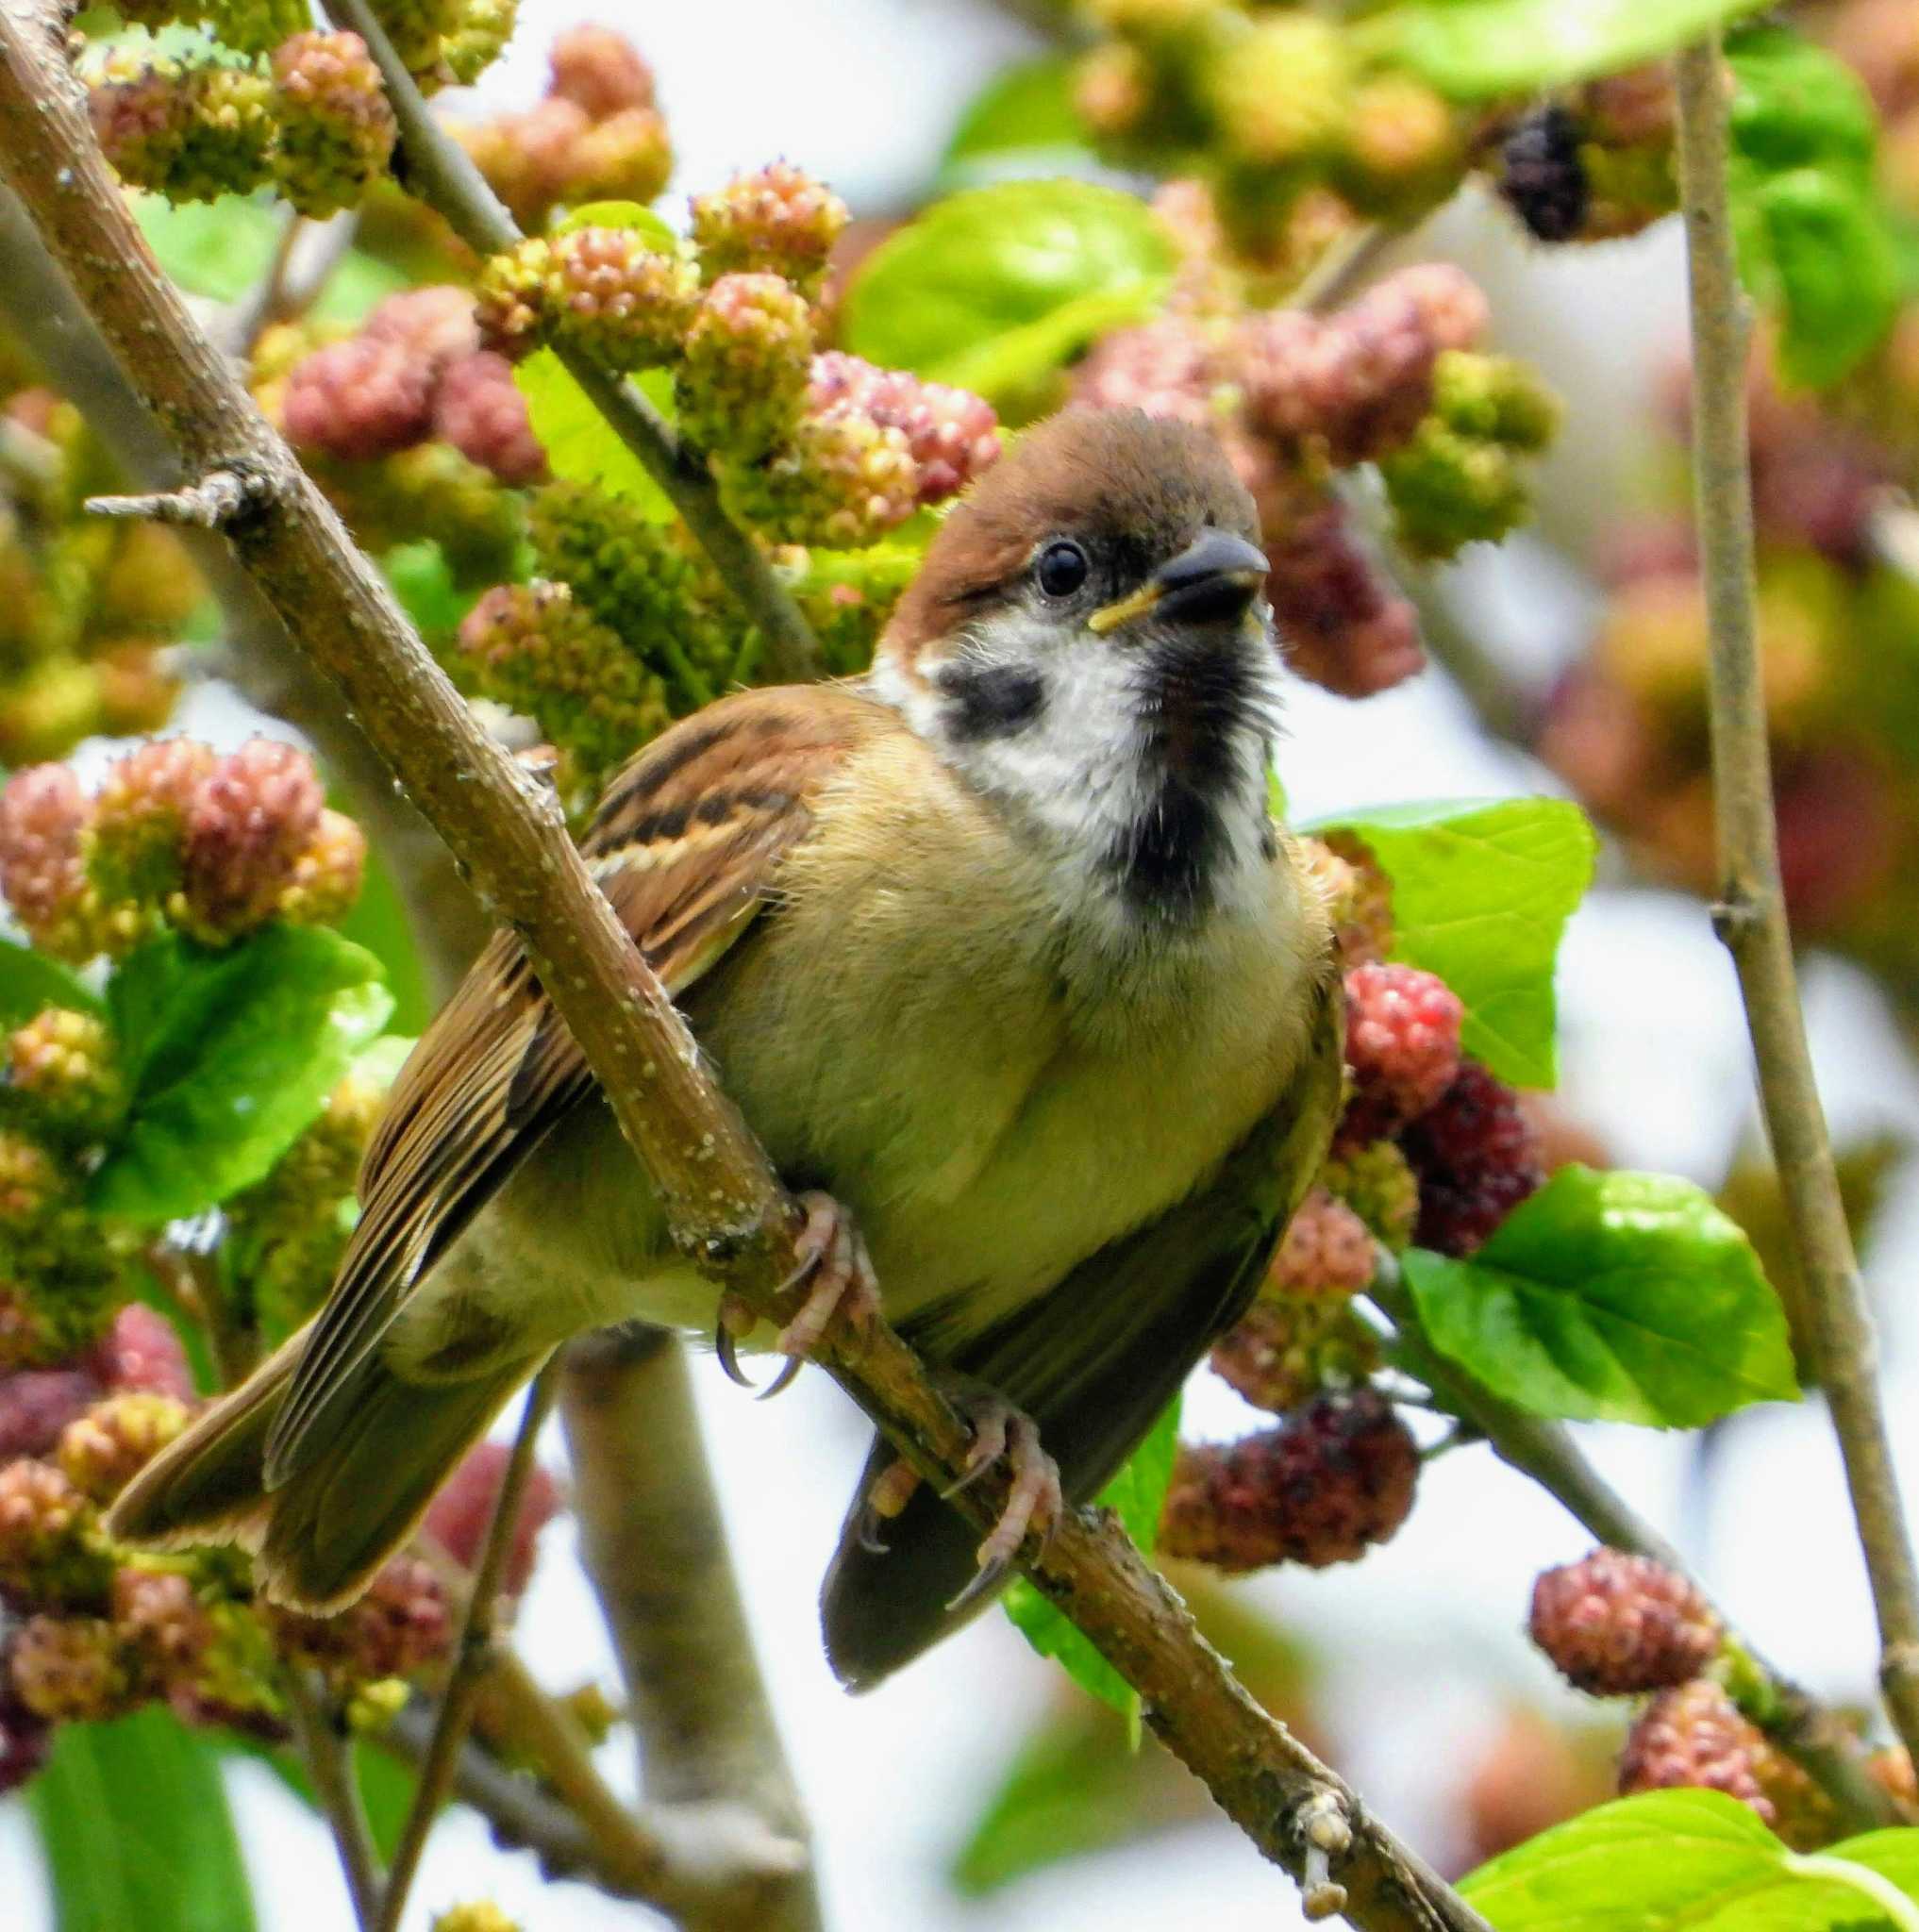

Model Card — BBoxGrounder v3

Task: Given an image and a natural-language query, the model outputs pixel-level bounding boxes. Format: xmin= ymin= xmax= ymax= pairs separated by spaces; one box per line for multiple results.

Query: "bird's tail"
xmin=108 ymin=1324 xmax=540 ymax=1612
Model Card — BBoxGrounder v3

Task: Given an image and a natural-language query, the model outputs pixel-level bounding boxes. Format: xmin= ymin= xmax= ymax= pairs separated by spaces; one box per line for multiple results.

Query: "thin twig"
xmin=376 ymin=1364 xmax=560 ymax=1932
xmin=1674 ymin=34 xmax=1919 ymax=1765
xmin=380 ymin=1706 xmax=603 ymax=1889
xmin=0 ymin=27 xmax=1488 ymax=1923
xmin=559 ymin=1327 xmax=821 ymax=1932
xmin=1374 ymin=1264 xmax=1901 ymax=1832
xmin=1293 ymin=223 xmax=1393 ymax=315
xmin=87 ymin=467 xmax=267 ymax=525
xmin=283 ymin=1666 xmax=385 ymax=1930
xmin=317 ymin=0 xmax=822 ymax=684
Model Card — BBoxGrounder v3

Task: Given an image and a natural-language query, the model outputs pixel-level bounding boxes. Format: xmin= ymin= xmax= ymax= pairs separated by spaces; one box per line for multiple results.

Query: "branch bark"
xmin=317 ymin=0 xmax=821 ymax=686
xmin=560 ymin=1327 xmax=821 ymax=1932
xmin=0 ymin=14 xmax=1489 ymax=1924
xmin=1674 ymin=34 xmax=1919 ymax=1766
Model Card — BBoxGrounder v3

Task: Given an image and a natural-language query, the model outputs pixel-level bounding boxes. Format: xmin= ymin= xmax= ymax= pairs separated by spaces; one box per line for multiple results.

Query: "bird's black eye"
xmin=1035 ymin=540 xmax=1089 ymax=598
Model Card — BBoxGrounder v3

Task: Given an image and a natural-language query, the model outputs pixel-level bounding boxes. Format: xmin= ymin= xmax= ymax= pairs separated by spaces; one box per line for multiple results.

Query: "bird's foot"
xmin=713 ymin=1191 xmax=878 ymax=1398
xmin=943 ymin=1389 xmax=1063 ymax=1612
xmin=776 ymin=1190 xmax=880 ymax=1358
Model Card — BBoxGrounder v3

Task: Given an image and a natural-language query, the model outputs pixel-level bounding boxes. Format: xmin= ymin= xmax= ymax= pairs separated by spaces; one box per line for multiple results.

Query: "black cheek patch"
xmin=936 ymin=661 xmax=1048 ymax=741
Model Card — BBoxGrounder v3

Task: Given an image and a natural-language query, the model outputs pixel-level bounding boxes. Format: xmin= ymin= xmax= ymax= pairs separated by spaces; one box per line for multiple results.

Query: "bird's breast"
xmin=686 ymin=732 xmax=1333 ymax=1355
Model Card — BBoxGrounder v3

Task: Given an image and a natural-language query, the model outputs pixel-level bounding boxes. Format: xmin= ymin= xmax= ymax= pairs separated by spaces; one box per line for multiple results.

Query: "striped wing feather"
xmin=264 ymin=685 xmax=891 ymax=1486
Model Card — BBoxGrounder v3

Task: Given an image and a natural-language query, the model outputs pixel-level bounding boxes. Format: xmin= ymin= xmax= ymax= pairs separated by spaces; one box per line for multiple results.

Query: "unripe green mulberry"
xmin=58 ymin=1393 xmax=191 ymax=1504
xmin=365 ymin=0 xmax=465 ymax=91
xmin=457 ymin=581 xmax=672 ymax=786
xmin=431 ymin=1906 xmax=521 ymax=1932
xmin=677 ymin=273 xmax=814 ymax=458
xmin=1210 ymin=1296 xmax=1380 ymax=1413
xmin=786 ymin=541 xmax=922 ymax=676
xmin=565 ymin=108 xmax=674 ymax=209
xmin=442 ymin=0 xmax=519 ymax=87
xmin=228 ymin=1066 xmax=388 ymax=1337
xmin=1430 ymin=351 xmax=1560 ymax=453
xmin=0 ymin=1130 xmax=60 ymax=1233
xmin=717 ymin=410 xmax=918 ymax=549
xmin=1319 ymin=1139 xmax=1419 ymax=1252
xmin=1379 ymin=419 xmax=1531 ymax=561
xmin=92 ymin=55 xmax=277 ymax=206
xmin=1208 ymin=16 xmax=1350 ymax=168
xmin=270 ymin=30 xmax=397 ymax=219
xmin=7 ymin=1008 xmax=125 ymax=1144
xmin=526 ymin=483 xmax=742 ymax=705
xmin=691 ymin=162 xmax=848 ymax=300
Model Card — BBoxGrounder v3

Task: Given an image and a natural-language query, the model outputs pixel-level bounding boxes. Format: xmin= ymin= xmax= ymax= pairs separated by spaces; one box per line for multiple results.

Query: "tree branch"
xmin=1674 ymin=35 xmax=1919 ymax=1766
xmin=1375 ymin=1267 xmax=1902 ymax=1833
xmin=0 ymin=19 xmax=1488 ymax=1924
xmin=379 ymin=1365 xmax=560 ymax=1932
xmin=559 ymin=1327 xmax=822 ymax=1932
xmin=316 ymin=0 xmax=822 ymax=685
xmin=283 ymin=1666 xmax=385 ymax=1929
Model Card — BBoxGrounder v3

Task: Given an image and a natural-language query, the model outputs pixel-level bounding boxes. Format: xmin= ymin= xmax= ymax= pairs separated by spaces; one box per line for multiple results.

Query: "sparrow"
xmin=111 ymin=407 xmax=1344 ymax=1690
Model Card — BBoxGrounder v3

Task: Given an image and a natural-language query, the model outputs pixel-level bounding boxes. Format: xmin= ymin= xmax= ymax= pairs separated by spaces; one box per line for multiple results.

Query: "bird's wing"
xmin=264 ymin=683 xmax=894 ymax=1487
xmin=820 ymin=958 xmax=1344 ymax=1689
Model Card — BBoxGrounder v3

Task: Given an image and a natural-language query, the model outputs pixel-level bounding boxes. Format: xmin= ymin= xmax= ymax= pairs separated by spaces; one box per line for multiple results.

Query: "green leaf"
xmin=380 ymin=540 xmax=477 ymax=646
xmin=839 ymin=181 xmax=1176 ymax=409
xmin=1460 ymin=1790 xmax=1781 ymax=1929
xmin=1460 ymin=1791 xmax=1919 ymax=1930
xmin=938 ymin=57 xmax=1097 ymax=192
xmin=1300 ymin=797 xmax=1596 ymax=1089
xmin=335 ymin=815 xmax=432 ymax=1039
xmin=513 ymin=350 xmax=676 ymax=517
xmin=29 ymin=1710 xmax=256 ymax=1932
xmin=1353 ymin=0 xmax=1770 ymax=102
xmin=132 ymin=192 xmax=281 ymax=303
xmin=1004 ymin=1396 xmax=1180 ymax=1726
xmin=91 ymin=926 xmax=392 ymax=1224
xmin=1727 ymin=25 xmax=1878 ymax=179
xmin=555 ymin=201 xmax=678 ymax=252
xmin=1726 ymin=27 xmax=1903 ymax=389
xmin=306 ymin=248 xmax=411 ymax=330
xmin=1750 ymin=170 xmax=1902 ymax=390
xmin=1403 ymin=1166 xmax=1799 ymax=1428
xmin=0 ymin=940 xmax=103 ymax=1028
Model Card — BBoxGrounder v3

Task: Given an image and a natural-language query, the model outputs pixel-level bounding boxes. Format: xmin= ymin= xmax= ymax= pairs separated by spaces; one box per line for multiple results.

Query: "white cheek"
xmin=871 ymin=618 xmax=1285 ymax=943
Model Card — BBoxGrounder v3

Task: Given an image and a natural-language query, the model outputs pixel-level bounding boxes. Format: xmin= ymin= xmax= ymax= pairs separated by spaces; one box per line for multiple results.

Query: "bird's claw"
xmin=771 ymin=1191 xmax=880 ymax=1364
xmin=941 ymin=1396 xmax=1062 ymax=1609
xmin=710 ymin=1193 xmax=877 ymax=1397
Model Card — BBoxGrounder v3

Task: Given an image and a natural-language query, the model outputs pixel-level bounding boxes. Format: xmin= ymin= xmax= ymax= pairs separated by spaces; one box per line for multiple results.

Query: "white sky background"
xmin=12 ymin=3 xmax=1919 ymax=1927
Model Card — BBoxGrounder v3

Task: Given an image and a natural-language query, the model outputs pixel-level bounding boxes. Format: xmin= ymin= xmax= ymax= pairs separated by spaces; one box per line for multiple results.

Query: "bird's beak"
xmin=1087 ymin=526 xmax=1270 ymax=636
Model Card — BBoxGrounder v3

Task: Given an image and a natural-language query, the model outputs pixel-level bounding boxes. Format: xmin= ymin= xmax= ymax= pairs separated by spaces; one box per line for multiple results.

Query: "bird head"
xmin=872 ymin=408 xmax=1282 ymax=928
